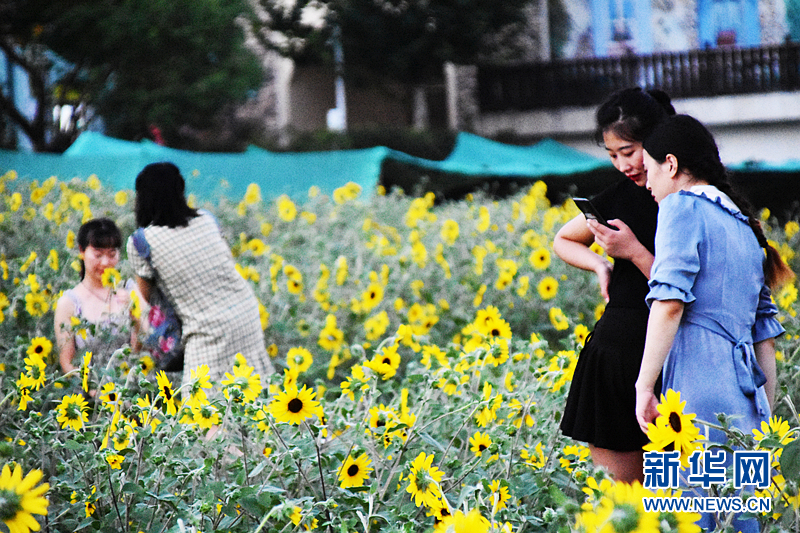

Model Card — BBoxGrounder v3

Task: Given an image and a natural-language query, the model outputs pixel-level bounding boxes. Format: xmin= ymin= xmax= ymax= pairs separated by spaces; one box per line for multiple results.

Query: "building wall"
xmin=474 ymin=92 xmax=800 ymax=164
xmin=559 ymin=0 xmax=788 ymax=58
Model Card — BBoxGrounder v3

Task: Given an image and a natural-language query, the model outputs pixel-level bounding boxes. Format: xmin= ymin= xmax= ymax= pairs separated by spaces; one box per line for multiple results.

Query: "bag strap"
xmin=131 ymin=228 xmax=152 ymax=263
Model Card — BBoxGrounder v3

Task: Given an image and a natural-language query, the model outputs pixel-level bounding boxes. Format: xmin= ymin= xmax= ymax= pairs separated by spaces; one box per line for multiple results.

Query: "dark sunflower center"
xmin=479 ymin=444 xmax=487 ymax=451
xmin=347 ymin=464 xmax=359 ymax=476
xmin=109 ymin=393 xmax=117 ymax=402
xmin=669 ymin=412 xmax=682 ymax=432
xmin=288 ymin=398 xmax=304 ymax=413
xmin=491 ymin=328 xmax=500 ymax=337
xmin=34 ymin=345 xmax=44 ymax=354
xmin=0 ymin=490 xmax=22 ymax=520
xmin=382 ymin=357 xmax=391 ymax=365
xmin=162 ymin=387 xmax=173 ymax=401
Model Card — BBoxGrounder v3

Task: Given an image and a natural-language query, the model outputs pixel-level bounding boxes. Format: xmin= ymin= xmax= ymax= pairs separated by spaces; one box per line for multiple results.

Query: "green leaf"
xmin=248 ymin=461 xmax=267 ymax=478
xmin=121 ymin=482 xmax=145 ymax=496
xmin=548 ymin=484 xmax=567 ymax=506
xmin=416 ymin=431 xmax=446 ymax=453
xmin=779 ymin=439 xmax=800 ymax=480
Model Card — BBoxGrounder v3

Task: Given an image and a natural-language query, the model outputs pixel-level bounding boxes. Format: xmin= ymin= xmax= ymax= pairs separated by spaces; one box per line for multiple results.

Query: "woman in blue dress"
xmin=635 ymin=115 xmax=793 ymax=531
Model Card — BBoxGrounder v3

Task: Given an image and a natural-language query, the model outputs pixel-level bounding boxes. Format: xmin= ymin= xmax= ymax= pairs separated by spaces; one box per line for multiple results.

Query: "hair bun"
xmin=646 ymin=89 xmax=676 ymax=116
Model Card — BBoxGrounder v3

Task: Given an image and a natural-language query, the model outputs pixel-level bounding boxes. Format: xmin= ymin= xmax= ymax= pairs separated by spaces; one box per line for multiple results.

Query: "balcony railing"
xmin=477 ymin=42 xmax=800 ymax=112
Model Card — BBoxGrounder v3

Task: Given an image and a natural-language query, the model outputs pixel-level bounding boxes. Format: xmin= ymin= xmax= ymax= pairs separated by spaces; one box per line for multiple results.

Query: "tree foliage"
xmin=244 ymin=0 xmax=531 ymax=84
xmin=1 ymin=0 xmax=263 ymax=150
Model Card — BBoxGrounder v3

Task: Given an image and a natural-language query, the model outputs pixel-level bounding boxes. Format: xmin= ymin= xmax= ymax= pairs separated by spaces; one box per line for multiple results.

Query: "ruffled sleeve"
xmin=126 ymin=233 xmax=155 ymax=280
xmin=646 ymin=194 xmax=702 ymax=307
xmin=753 ymin=284 xmax=786 ymax=342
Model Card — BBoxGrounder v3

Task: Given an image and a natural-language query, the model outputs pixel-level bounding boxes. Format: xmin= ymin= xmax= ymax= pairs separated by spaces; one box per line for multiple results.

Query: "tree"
xmin=1 ymin=0 xmax=263 ymax=151
xmin=243 ymin=0 xmax=531 ymax=84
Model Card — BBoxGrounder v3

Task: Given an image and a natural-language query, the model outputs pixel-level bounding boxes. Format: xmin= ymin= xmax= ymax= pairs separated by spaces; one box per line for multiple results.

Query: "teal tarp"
xmin=1 ymin=131 xmax=611 ymax=201
xmin=388 ymin=133 xmax=611 ymax=177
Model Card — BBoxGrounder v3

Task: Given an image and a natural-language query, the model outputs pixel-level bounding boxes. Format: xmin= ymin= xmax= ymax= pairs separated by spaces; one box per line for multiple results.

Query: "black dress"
xmin=559 ymin=178 xmax=659 ymax=451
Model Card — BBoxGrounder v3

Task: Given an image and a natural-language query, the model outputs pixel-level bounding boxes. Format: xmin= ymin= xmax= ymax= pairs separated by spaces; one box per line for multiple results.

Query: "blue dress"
xmin=647 ymin=189 xmax=784 ymax=532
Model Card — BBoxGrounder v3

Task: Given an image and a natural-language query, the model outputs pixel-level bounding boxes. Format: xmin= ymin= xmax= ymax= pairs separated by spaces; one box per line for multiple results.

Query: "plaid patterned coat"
xmin=127 ymin=211 xmax=274 ymax=384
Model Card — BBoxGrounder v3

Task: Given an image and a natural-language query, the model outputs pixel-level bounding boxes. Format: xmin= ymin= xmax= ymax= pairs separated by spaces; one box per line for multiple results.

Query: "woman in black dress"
xmin=554 ymin=88 xmax=674 ymax=483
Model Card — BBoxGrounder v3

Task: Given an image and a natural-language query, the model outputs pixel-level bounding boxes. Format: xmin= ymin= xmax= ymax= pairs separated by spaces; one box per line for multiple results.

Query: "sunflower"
xmin=426 ymin=497 xmax=453 ymax=525
xmin=191 ymin=403 xmax=221 ymax=429
xmin=26 ymin=337 xmax=52 ymax=360
xmin=360 ymin=282 xmax=384 ymax=312
xmin=395 ymin=323 xmax=421 ymax=352
xmin=56 ymin=393 xmax=89 ymax=431
xmin=469 ymin=431 xmax=492 ymax=457
xmin=270 ymin=385 xmax=321 ymax=425
xmin=406 ymin=452 xmax=445 ymax=508
xmin=575 ymin=481 xmax=699 ymax=533
xmin=529 ymin=247 xmax=551 ymax=270
xmin=100 ymin=268 xmax=121 ymax=288
xmin=80 ymin=352 xmax=92 ymax=392
xmin=129 ymin=290 xmax=142 ymax=320
xmin=364 ymin=311 xmax=390 ymax=341
xmin=559 ymin=444 xmax=591 ymax=473
xmin=69 ymin=192 xmax=90 ymax=211
xmin=367 ymin=404 xmax=400 ymax=437
xmin=0 ymin=463 xmax=49 ymax=533
xmin=155 ymin=371 xmax=180 ymax=416
xmin=133 ymin=396 xmax=162 ymax=431
xmin=138 ymin=355 xmax=155 ymax=376
xmin=483 ymin=338 xmax=510 ymax=367
xmin=440 ymin=219 xmax=459 ymax=246
xmin=521 ymin=442 xmax=546 ymax=469
xmin=98 ymin=382 xmax=119 ymax=409
xmin=243 ymin=183 xmax=262 ymax=205
xmin=188 ymin=364 xmax=212 ymax=402
xmin=105 ymin=453 xmax=124 ymax=470
xmin=338 ymin=453 xmax=373 ymax=489
xmin=276 ymin=195 xmax=297 ymax=221
xmin=318 ymin=314 xmax=345 ymax=352
xmin=364 ymin=344 xmax=401 ymax=380
xmin=487 ymin=480 xmax=510 ymax=510
xmin=221 ymin=361 xmax=263 ymax=403
xmin=567 ymin=325 xmax=585 ymax=347
xmin=643 ymin=389 xmax=703 ymax=466
xmin=24 ymin=292 xmax=49 ymax=317
xmin=548 ymin=307 xmax=569 ymax=330
xmin=474 ymin=309 xmax=512 ymax=341
xmin=16 ymin=374 xmax=35 ymax=411
xmin=286 ymin=347 xmax=313 ymax=373
xmin=23 ymin=356 xmax=46 ymax=391
xmin=754 ymin=415 xmax=795 ymax=464
xmin=440 ymin=508 xmax=489 ymax=533
xmin=537 ymin=276 xmax=559 ymax=300
xmin=114 ymin=190 xmax=128 ymax=206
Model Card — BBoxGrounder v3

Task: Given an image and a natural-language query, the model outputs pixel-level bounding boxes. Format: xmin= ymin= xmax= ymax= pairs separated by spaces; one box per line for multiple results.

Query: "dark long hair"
xmin=643 ymin=114 xmax=794 ymax=290
xmin=595 ymin=87 xmax=676 ymax=145
xmin=134 ymin=162 xmax=198 ymax=228
xmin=77 ymin=218 xmax=122 ymax=280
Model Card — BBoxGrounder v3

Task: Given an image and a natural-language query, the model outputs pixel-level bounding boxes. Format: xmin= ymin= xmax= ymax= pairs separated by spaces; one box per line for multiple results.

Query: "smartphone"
xmin=572 ymin=197 xmax=618 ymax=230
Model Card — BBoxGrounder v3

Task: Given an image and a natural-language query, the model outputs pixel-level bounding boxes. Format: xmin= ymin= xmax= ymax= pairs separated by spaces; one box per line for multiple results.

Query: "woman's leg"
xmin=588 ymin=445 xmax=644 ymax=484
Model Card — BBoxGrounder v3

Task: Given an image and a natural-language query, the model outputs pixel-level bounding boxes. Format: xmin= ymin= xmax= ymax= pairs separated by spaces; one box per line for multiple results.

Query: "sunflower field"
xmin=1 ymin=168 xmax=800 ymax=533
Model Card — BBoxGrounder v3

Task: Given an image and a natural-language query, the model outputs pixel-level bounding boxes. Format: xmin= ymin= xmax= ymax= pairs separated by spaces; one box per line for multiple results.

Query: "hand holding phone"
xmin=572 ymin=197 xmax=618 ymax=230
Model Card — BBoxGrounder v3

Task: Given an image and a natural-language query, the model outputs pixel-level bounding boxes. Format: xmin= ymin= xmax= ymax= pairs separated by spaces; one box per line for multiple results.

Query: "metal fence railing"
xmin=477 ymin=42 xmax=800 ymax=112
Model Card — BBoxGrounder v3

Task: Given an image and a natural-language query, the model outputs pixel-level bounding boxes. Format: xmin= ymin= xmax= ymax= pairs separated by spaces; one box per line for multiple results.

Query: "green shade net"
xmin=1 ymin=131 xmax=612 ymax=201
